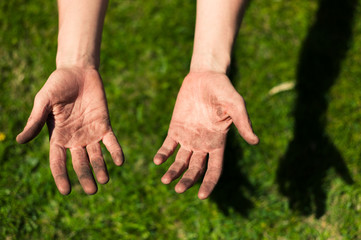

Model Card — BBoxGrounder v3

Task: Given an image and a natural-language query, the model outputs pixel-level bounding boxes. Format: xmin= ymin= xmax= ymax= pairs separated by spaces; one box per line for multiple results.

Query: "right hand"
xmin=16 ymin=67 xmax=124 ymax=195
xmin=154 ymin=71 xmax=258 ymax=199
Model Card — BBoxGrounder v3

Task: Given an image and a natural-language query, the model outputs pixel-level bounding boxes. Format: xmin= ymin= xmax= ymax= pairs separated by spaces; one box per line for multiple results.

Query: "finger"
xmin=161 ymin=147 xmax=192 ymax=184
xmin=70 ymin=147 xmax=97 ymax=195
xmin=227 ymin=95 xmax=259 ymax=145
xmin=198 ymin=148 xmax=224 ymax=200
xmin=102 ymin=132 xmax=124 ymax=166
xmin=175 ymin=151 xmax=207 ymax=194
xmin=49 ymin=143 xmax=71 ymax=195
xmin=86 ymin=142 xmax=109 ymax=185
xmin=154 ymin=136 xmax=178 ymax=165
xmin=16 ymin=93 xmax=51 ymax=144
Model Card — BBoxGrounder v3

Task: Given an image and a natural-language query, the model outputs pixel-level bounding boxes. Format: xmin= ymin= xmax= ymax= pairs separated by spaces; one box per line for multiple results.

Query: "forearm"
xmin=190 ymin=0 xmax=247 ymax=74
xmin=56 ymin=0 xmax=108 ymax=69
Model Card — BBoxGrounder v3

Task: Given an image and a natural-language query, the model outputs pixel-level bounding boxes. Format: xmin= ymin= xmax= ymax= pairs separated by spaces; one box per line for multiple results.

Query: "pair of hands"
xmin=17 ymin=67 xmax=258 ymax=199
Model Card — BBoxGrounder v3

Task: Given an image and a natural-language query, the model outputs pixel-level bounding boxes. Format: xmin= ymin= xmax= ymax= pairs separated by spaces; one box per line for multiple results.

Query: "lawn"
xmin=1 ymin=0 xmax=361 ymax=239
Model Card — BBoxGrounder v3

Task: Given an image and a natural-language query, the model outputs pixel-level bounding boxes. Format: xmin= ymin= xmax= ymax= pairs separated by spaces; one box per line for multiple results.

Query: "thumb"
xmin=227 ymin=94 xmax=259 ymax=145
xmin=16 ymin=93 xmax=51 ymax=144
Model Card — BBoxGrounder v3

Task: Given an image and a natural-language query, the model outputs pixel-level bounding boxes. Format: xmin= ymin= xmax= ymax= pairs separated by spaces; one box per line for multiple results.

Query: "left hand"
xmin=16 ymin=67 xmax=124 ymax=195
xmin=154 ymin=71 xmax=259 ymax=199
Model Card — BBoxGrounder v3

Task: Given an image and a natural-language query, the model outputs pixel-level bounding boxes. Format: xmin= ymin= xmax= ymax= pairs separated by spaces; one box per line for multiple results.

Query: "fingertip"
xmin=59 ymin=190 xmax=71 ymax=196
xmin=114 ymin=160 xmax=124 ymax=167
xmin=97 ymin=175 xmax=109 ymax=185
xmin=16 ymin=133 xmax=24 ymax=144
xmin=153 ymin=153 xmax=166 ymax=165
xmin=153 ymin=159 xmax=162 ymax=165
xmin=161 ymin=175 xmax=171 ymax=185
xmin=58 ymin=185 xmax=71 ymax=196
xmin=198 ymin=191 xmax=209 ymax=200
xmin=84 ymin=185 xmax=98 ymax=195
xmin=16 ymin=121 xmax=46 ymax=144
xmin=16 ymin=131 xmax=31 ymax=144
xmin=54 ymin=175 xmax=71 ymax=195
xmin=248 ymin=134 xmax=260 ymax=145
xmin=239 ymin=129 xmax=260 ymax=145
xmin=175 ymin=183 xmax=186 ymax=194
xmin=112 ymin=151 xmax=125 ymax=166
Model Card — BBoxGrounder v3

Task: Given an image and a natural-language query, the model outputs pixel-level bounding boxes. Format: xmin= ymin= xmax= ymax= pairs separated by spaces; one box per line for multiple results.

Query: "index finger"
xmin=154 ymin=136 xmax=178 ymax=165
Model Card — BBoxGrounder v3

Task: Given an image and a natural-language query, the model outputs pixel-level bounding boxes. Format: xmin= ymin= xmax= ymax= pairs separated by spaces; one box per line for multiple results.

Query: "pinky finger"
xmin=103 ymin=132 xmax=124 ymax=166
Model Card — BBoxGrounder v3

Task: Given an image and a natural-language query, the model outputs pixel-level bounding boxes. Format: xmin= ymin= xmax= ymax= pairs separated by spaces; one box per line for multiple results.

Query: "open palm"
xmin=17 ymin=67 xmax=123 ymax=195
xmin=154 ymin=72 xmax=258 ymax=199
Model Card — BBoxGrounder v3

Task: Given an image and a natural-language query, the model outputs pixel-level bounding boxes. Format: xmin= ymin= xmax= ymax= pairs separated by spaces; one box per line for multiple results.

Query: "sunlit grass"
xmin=1 ymin=0 xmax=361 ymax=239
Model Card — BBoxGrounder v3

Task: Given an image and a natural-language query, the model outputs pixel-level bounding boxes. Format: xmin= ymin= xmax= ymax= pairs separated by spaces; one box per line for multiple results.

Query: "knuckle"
xmin=91 ymin=159 xmax=105 ymax=171
xmin=87 ymin=144 xmax=99 ymax=154
xmin=90 ymin=156 xmax=103 ymax=163
xmin=50 ymin=161 xmax=66 ymax=172
xmin=79 ymin=170 xmax=93 ymax=181
xmin=111 ymin=150 xmax=122 ymax=160
xmin=189 ymin=166 xmax=202 ymax=173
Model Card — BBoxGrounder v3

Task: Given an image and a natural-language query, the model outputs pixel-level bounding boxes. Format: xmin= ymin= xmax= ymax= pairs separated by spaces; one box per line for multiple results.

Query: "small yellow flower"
xmin=0 ymin=132 xmax=6 ymax=141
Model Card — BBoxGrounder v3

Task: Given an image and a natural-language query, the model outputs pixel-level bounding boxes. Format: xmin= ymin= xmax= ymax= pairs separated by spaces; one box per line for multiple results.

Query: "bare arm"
xmin=190 ymin=0 xmax=247 ymax=73
xmin=56 ymin=0 xmax=108 ymax=69
xmin=154 ymin=0 xmax=258 ymax=200
xmin=17 ymin=0 xmax=124 ymax=195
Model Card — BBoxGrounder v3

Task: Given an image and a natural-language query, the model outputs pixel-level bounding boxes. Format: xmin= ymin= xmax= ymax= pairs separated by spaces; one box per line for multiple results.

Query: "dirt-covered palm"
xmin=17 ymin=67 xmax=123 ymax=195
xmin=154 ymin=71 xmax=259 ymax=199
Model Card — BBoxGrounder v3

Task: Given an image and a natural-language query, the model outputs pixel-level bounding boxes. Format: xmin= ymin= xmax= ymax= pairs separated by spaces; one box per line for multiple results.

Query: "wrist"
xmin=56 ymin=0 xmax=106 ymax=70
xmin=56 ymin=51 xmax=99 ymax=70
xmin=190 ymin=52 xmax=230 ymax=74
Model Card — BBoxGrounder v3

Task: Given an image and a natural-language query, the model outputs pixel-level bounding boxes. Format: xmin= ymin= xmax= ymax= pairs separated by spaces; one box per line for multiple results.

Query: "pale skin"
xmin=16 ymin=0 xmax=123 ymax=195
xmin=154 ymin=0 xmax=259 ymax=200
xmin=17 ymin=0 xmax=258 ymax=198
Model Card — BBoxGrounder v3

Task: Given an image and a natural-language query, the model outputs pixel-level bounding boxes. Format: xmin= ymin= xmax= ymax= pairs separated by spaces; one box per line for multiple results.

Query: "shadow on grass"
xmin=276 ymin=0 xmax=356 ymax=218
xmin=210 ymin=54 xmax=255 ymax=217
xmin=211 ymin=129 xmax=255 ymax=217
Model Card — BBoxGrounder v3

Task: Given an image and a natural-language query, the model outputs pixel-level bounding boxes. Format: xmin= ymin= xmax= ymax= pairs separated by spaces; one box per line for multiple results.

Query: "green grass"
xmin=1 ymin=0 xmax=361 ymax=239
